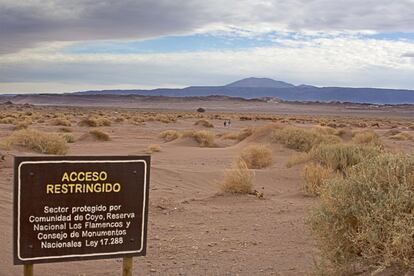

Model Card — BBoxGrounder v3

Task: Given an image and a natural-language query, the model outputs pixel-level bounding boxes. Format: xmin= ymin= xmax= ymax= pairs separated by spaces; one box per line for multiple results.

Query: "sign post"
xmin=14 ymin=156 xmax=150 ymax=275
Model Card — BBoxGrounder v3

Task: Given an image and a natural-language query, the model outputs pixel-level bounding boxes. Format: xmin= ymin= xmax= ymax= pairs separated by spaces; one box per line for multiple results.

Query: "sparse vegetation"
xmin=147 ymin=144 xmax=161 ymax=153
xmin=310 ymin=154 xmax=414 ymax=273
xmin=185 ymin=130 xmax=216 ymax=147
xmin=352 ymin=130 xmax=382 ymax=146
xmin=221 ymin=159 xmax=253 ymax=194
xmin=239 ymin=144 xmax=273 ymax=169
xmin=222 ymin=127 xmax=253 ymax=141
xmin=6 ymin=129 xmax=68 ymax=155
xmin=194 ymin=119 xmax=214 ymax=128
xmin=390 ymin=132 xmax=413 ymax=141
xmin=159 ymin=130 xmax=181 ymax=142
xmin=302 ymin=163 xmax=337 ymax=196
xmin=52 ymin=118 xmax=72 ymax=126
xmin=88 ymin=130 xmax=110 ymax=141
xmin=309 ymin=143 xmax=381 ymax=173
xmin=271 ymin=126 xmax=341 ymax=152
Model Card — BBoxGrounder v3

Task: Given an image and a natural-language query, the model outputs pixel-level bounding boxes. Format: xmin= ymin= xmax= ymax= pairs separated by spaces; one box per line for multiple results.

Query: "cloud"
xmin=1 ymin=0 xmax=414 ymax=54
xmin=1 ymin=36 xmax=414 ymax=92
xmin=402 ymin=52 xmax=414 ymax=58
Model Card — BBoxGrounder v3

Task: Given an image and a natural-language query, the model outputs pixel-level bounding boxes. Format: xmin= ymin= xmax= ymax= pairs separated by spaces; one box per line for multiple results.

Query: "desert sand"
xmin=0 ymin=101 xmax=413 ymax=275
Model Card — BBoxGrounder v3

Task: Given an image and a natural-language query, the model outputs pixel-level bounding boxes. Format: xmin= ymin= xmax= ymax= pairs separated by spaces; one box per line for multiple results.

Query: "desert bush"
xmin=302 ymin=163 xmax=337 ymax=196
xmin=271 ymin=126 xmax=340 ymax=152
xmin=0 ymin=117 xmax=15 ymax=124
xmin=352 ymin=130 xmax=382 ymax=146
xmin=159 ymin=130 xmax=181 ymax=142
xmin=222 ymin=127 xmax=253 ymax=141
xmin=52 ymin=118 xmax=71 ymax=126
xmin=194 ymin=119 xmax=214 ymax=128
xmin=390 ymin=132 xmax=413 ymax=141
xmin=310 ymin=154 xmax=414 ymax=273
xmin=239 ymin=144 xmax=273 ymax=169
xmin=6 ymin=129 xmax=68 ymax=155
xmin=59 ymin=127 xmax=72 ymax=133
xmin=13 ymin=121 xmax=30 ymax=130
xmin=78 ymin=117 xmax=99 ymax=127
xmin=221 ymin=159 xmax=253 ymax=194
xmin=147 ymin=144 xmax=161 ymax=153
xmin=88 ymin=130 xmax=110 ymax=141
xmin=309 ymin=143 xmax=381 ymax=173
xmin=61 ymin=134 xmax=75 ymax=143
xmin=285 ymin=152 xmax=311 ymax=168
xmin=187 ymin=130 xmax=215 ymax=147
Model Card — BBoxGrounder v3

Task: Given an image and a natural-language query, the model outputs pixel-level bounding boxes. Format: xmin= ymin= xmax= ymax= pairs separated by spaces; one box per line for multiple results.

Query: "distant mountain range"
xmin=70 ymin=77 xmax=414 ymax=104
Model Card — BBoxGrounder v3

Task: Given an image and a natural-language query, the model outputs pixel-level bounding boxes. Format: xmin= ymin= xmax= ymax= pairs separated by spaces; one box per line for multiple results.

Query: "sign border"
xmin=13 ymin=156 xmax=150 ymax=264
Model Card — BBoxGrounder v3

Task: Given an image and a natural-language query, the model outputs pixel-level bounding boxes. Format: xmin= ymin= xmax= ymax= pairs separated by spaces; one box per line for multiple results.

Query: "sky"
xmin=1 ymin=0 xmax=414 ymax=93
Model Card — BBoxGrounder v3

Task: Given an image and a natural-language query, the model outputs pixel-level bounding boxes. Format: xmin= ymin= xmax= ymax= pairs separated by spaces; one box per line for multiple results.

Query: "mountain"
xmin=72 ymin=78 xmax=414 ymax=105
xmin=225 ymin=77 xmax=295 ymax=88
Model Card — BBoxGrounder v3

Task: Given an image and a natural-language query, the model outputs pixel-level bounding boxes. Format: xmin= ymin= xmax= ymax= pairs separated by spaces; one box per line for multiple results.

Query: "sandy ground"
xmin=1 ymin=104 xmax=413 ymax=275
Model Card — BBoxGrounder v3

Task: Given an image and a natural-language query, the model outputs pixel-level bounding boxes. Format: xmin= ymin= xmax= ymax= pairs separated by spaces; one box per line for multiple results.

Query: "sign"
xmin=13 ymin=156 xmax=150 ymax=264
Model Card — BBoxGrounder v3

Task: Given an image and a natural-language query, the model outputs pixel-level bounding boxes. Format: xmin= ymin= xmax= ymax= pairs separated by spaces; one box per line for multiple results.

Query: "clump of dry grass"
xmin=239 ymin=144 xmax=273 ymax=169
xmin=302 ymin=163 xmax=337 ymax=196
xmin=310 ymin=154 xmax=414 ymax=273
xmin=88 ymin=130 xmax=110 ymax=141
xmin=309 ymin=143 xmax=381 ymax=173
xmin=390 ymin=132 xmax=413 ymax=141
xmin=59 ymin=127 xmax=72 ymax=133
xmin=78 ymin=117 xmax=99 ymax=127
xmin=194 ymin=119 xmax=214 ymax=128
xmin=52 ymin=118 xmax=71 ymax=126
xmin=286 ymin=152 xmax=311 ymax=168
xmin=6 ymin=129 xmax=68 ymax=155
xmin=221 ymin=159 xmax=254 ymax=194
xmin=61 ymin=134 xmax=75 ymax=143
xmin=352 ymin=130 xmax=382 ymax=146
xmin=184 ymin=130 xmax=216 ymax=147
xmin=147 ymin=144 xmax=161 ymax=153
xmin=12 ymin=121 xmax=30 ymax=130
xmin=271 ymin=126 xmax=341 ymax=152
xmin=222 ymin=127 xmax=253 ymax=141
xmin=159 ymin=130 xmax=181 ymax=142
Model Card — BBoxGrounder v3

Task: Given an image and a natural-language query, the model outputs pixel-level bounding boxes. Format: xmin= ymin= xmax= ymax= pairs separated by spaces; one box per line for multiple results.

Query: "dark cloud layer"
xmin=1 ymin=0 xmax=414 ymax=54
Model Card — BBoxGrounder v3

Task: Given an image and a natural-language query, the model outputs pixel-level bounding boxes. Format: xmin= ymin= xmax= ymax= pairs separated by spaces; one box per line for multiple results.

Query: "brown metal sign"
xmin=13 ymin=156 xmax=150 ymax=264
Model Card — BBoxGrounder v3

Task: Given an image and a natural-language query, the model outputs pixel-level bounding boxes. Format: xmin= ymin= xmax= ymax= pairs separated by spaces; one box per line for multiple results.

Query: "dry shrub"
xmin=384 ymin=129 xmax=401 ymax=136
xmin=61 ymin=134 xmax=75 ymax=143
xmin=147 ymin=144 xmax=161 ymax=153
xmin=0 ymin=117 xmax=15 ymax=124
xmin=409 ymin=124 xmax=414 ymax=130
xmin=390 ymin=132 xmax=413 ymax=141
xmin=78 ymin=117 xmax=99 ymax=127
xmin=6 ymin=129 xmax=68 ymax=155
xmin=52 ymin=118 xmax=71 ymax=126
xmin=185 ymin=130 xmax=216 ymax=147
xmin=240 ymin=144 xmax=273 ymax=169
xmin=352 ymin=130 xmax=382 ymax=146
xmin=272 ymin=126 xmax=340 ymax=152
xmin=59 ymin=127 xmax=72 ymax=133
xmin=13 ymin=121 xmax=30 ymax=130
xmin=222 ymin=127 xmax=253 ymax=141
xmin=194 ymin=119 xmax=214 ymax=128
xmin=302 ymin=163 xmax=337 ymax=196
xmin=159 ymin=130 xmax=181 ymax=142
xmin=88 ymin=130 xmax=110 ymax=141
xmin=310 ymin=154 xmax=414 ymax=273
xmin=315 ymin=126 xmax=336 ymax=135
xmin=99 ymin=118 xmax=111 ymax=126
xmin=309 ymin=143 xmax=381 ymax=173
xmin=154 ymin=114 xmax=177 ymax=123
xmin=286 ymin=152 xmax=311 ymax=168
xmin=221 ymin=159 xmax=253 ymax=194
